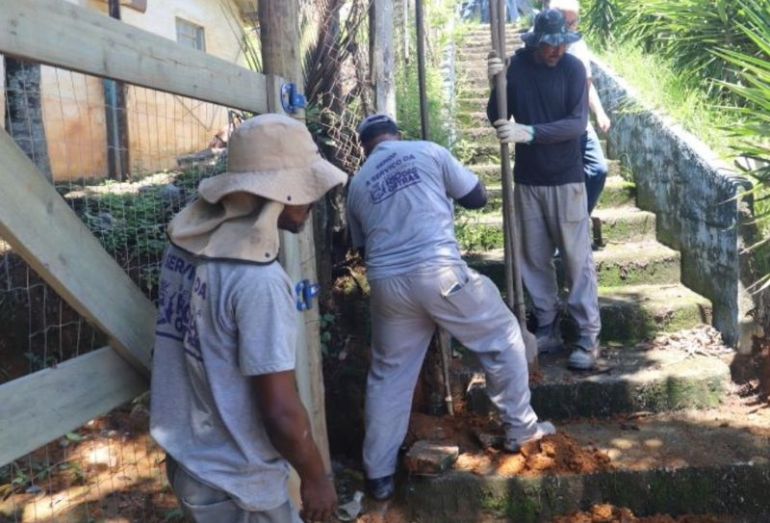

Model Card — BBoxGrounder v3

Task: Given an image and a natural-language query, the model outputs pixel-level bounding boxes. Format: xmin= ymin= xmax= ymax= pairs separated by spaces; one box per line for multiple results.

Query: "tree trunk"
xmin=370 ymin=0 xmax=397 ymax=116
xmin=4 ymin=57 xmax=52 ymax=181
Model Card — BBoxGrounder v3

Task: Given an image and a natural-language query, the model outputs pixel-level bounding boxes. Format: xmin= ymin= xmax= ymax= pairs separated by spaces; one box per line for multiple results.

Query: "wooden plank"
xmin=0 ymin=129 xmax=155 ymax=373
xmin=0 ymin=0 xmax=269 ymax=114
xmin=260 ymin=0 xmax=332 ymax=475
xmin=0 ymin=347 xmax=147 ymax=466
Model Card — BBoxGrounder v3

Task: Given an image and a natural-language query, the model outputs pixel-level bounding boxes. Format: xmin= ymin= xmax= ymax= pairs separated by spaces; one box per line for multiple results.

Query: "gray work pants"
xmin=515 ymin=182 xmax=601 ymax=345
xmin=363 ymin=264 xmax=539 ymax=478
xmin=166 ymin=457 xmax=301 ymax=523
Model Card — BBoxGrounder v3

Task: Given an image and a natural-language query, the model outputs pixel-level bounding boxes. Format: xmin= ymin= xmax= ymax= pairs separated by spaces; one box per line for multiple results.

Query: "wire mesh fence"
xmin=0 ymin=60 xmax=229 ymax=521
xmin=0 ymin=0 xmax=374 ymax=520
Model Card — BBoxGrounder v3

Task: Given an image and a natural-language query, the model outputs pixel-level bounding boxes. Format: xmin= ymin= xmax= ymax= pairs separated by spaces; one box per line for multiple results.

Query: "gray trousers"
xmin=515 ymin=183 xmax=601 ymax=345
xmin=363 ymin=264 xmax=539 ymax=478
xmin=166 ymin=457 xmax=301 ymax=523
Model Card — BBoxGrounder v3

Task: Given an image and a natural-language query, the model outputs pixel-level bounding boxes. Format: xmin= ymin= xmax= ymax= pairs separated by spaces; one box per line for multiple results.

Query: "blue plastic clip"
xmin=295 ymin=279 xmax=321 ymax=311
xmin=281 ymin=83 xmax=307 ymax=114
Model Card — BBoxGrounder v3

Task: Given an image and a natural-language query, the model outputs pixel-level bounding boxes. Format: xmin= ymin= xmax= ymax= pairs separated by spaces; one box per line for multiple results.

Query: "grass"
xmin=592 ymin=40 xmax=738 ymax=160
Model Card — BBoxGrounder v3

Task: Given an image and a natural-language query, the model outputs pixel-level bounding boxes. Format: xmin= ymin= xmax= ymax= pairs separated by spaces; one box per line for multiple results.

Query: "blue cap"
xmin=357 ymin=114 xmax=399 ymax=144
xmin=522 ymin=9 xmax=582 ymax=47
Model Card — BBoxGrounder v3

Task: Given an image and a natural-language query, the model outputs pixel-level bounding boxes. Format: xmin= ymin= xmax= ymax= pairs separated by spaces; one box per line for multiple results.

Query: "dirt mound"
xmin=407 ymin=413 xmax=613 ymax=477
xmin=456 ymin=433 xmax=613 ymax=477
xmin=553 ymin=504 xmax=725 ymax=523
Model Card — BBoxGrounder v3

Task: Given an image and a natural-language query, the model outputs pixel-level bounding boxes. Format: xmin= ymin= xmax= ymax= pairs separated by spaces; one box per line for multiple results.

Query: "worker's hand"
xmin=494 ymin=119 xmax=534 ymax=144
xmin=300 ymin=474 xmax=337 ymax=522
xmin=487 ymin=54 xmax=505 ymax=79
xmin=596 ymin=111 xmax=611 ymax=134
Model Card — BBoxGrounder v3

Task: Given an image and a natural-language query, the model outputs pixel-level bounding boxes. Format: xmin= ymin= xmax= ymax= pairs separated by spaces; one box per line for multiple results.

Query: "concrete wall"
xmin=592 ymin=58 xmax=760 ymax=351
xmin=0 ymin=0 xmax=247 ymax=180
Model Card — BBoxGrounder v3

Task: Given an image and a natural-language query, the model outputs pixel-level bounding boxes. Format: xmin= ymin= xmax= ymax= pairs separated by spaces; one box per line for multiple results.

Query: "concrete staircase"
xmin=397 ymin=24 xmax=770 ymax=522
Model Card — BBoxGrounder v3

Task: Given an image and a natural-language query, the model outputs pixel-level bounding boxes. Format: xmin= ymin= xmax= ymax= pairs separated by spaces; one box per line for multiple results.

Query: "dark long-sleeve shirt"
xmin=487 ymin=47 xmax=588 ymax=186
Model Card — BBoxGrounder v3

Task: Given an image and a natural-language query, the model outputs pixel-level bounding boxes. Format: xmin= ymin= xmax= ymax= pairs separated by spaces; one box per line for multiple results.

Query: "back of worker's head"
xmin=548 ymin=0 xmax=580 ymax=14
xmin=357 ymin=114 xmax=400 ymax=155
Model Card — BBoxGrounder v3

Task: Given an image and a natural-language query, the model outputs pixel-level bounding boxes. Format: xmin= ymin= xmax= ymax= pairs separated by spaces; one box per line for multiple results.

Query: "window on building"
xmin=176 ymin=18 xmax=206 ymax=51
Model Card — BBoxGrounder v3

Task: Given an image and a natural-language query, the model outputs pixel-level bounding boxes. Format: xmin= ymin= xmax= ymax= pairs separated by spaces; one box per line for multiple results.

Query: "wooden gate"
xmin=0 ymin=0 xmax=329 ymax=469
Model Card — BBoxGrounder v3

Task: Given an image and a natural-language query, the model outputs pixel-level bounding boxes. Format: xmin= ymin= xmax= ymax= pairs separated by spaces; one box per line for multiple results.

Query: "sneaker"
xmin=535 ymin=322 xmax=563 ymax=354
xmin=503 ymin=421 xmax=556 ymax=453
xmin=567 ymin=343 xmax=599 ymax=370
xmin=365 ymin=475 xmax=395 ymax=501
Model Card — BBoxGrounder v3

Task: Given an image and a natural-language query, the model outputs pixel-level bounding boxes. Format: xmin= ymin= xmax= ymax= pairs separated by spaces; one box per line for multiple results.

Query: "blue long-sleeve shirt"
xmin=487 ymin=47 xmax=588 ymax=186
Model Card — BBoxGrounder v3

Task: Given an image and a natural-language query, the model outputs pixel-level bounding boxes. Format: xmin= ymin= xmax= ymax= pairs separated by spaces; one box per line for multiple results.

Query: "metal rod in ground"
xmin=438 ymin=328 xmax=454 ymax=416
xmin=491 ymin=0 xmax=539 ymax=367
xmin=489 ymin=0 xmax=515 ymax=306
xmin=415 ymin=0 xmax=429 ymax=140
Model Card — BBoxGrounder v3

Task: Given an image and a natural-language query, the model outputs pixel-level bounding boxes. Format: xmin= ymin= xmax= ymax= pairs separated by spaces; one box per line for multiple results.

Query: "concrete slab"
xmin=402 ymin=410 xmax=770 ymax=522
xmin=459 ymin=346 xmax=729 ymax=420
xmin=594 ymin=206 xmax=656 ymax=243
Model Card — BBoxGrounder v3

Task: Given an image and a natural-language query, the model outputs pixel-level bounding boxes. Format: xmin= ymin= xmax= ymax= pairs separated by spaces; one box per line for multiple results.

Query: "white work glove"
xmin=494 ymin=119 xmax=534 ymax=144
xmin=487 ymin=54 xmax=504 ymax=79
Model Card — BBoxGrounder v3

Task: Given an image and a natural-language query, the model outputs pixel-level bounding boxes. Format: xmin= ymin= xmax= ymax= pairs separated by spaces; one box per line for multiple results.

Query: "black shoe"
xmin=366 ymin=475 xmax=395 ymax=501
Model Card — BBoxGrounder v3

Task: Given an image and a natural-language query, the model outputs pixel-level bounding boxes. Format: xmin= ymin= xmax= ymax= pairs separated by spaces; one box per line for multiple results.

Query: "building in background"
xmin=0 ymin=0 xmax=253 ymax=180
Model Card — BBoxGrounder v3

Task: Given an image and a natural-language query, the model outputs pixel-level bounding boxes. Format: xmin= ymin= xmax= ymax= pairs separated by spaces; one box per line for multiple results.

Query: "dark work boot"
xmin=365 ymin=475 xmax=395 ymax=501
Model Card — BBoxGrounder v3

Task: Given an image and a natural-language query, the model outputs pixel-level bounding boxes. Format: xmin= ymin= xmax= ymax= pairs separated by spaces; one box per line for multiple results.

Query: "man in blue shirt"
xmin=487 ymin=9 xmax=602 ymax=370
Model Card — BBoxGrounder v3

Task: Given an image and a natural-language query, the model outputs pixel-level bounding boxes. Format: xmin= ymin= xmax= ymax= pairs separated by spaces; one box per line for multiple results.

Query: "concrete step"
xmin=598 ymin=283 xmax=712 ymax=343
xmin=459 ymin=125 xmax=495 ymax=142
xmin=454 ymin=139 xmax=500 ymax=165
xmin=457 ymin=95 xmax=493 ymax=114
xmin=459 ymin=75 xmax=495 ymax=91
xmin=401 ymin=407 xmax=770 ymax=522
xmin=458 ymin=205 xmax=656 ymax=246
xmin=594 ymin=240 xmax=680 ymax=287
xmin=464 ymin=250 xmax=712 ymax=341
xmin=456 ymin=110 xmax=491 ymax=128
xmin=596 ymin=175 xmax=636 ymax=209
xmin=464 ymin=240 xmax=681 ymax=288
xmin=467 ymin=163 xmax=503 ymax=185
xmin=457 ymin=61 xmax=494 ymax=76
xmin=593 ymin=206 xmax=656 ymax=244
xmin=459 ymin=345 xmax=730 ymax=421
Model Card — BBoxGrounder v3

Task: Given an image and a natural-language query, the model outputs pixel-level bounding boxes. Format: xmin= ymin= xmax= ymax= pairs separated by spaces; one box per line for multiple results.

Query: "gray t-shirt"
xmin=150 ymin=245 xmax=297 ymax=511
xmin=347 ymin=140 xmax=478 ymax=280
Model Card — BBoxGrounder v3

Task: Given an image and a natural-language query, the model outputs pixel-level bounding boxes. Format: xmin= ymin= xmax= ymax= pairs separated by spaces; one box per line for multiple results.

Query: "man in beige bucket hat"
xmin=150 ymin=113 xmax=347 ymax=523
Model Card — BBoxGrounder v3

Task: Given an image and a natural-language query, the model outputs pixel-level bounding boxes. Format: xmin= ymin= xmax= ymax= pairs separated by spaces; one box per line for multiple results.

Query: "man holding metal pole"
xmin=486 ymin=8 xmax=602 ymax=370
xmin=347 ymin=114 xmax=554 ymax=501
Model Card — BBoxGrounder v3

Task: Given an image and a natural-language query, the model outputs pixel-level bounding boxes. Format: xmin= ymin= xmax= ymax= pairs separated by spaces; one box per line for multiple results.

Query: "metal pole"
xmin=491 ymin=0 xmax=538 ymax=367
xmin=415 ymin=0 xmax=429 ymax=140
xmin=105 ymin=0 xmax=129 ymax=180
xmin=489 ymin=0 xmax=515 ymax=306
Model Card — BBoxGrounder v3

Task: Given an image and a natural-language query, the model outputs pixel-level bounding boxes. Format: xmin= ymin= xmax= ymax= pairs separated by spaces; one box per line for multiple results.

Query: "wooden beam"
xmin=0 ymin=347 xmax=146 ymax=466
xmin=260 ymin=0 xmax=332 ymax=473
xmin=0 ymin=0 xmax=269 ymax=114
xmin=0 ymin=128 xmax=155 ymax=373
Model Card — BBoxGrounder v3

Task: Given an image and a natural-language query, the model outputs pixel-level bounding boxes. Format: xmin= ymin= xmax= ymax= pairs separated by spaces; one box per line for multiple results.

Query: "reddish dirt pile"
xmin=457 ymin=433 xmax=613 ymax=477
xmin=406 ymin=413 xmax=613 ymax=477
xmin=553 ymin=504 xmax=725 ymax=523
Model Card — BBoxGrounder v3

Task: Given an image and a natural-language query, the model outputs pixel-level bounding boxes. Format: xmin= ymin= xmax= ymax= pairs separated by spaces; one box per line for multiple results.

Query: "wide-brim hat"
xmin=168 ymin=113 xmax=348 ymax=264
xmin=522 ymin=8 xmax=581 ymax=47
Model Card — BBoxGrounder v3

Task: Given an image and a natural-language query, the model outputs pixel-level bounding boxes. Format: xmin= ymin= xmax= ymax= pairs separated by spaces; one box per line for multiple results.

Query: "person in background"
xmin=347 ymin=114 xmax=555 ymax=502
xmin=151 ymin=114 xmax=347 ymax=523
xmin=546 ymin=0 xmax=611 ymax=221
xmin=486 ymin=9 xmax=602 ymax=370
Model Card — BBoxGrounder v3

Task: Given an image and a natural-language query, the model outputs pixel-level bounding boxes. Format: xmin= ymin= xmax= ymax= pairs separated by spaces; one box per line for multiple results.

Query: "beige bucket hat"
xmin=168 ymin=113 xmax=348 ymax=263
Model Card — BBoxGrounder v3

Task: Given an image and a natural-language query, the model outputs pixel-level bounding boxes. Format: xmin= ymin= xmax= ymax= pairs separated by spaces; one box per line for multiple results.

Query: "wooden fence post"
xmin=259 ymin=0 xmax=332 ymax=487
